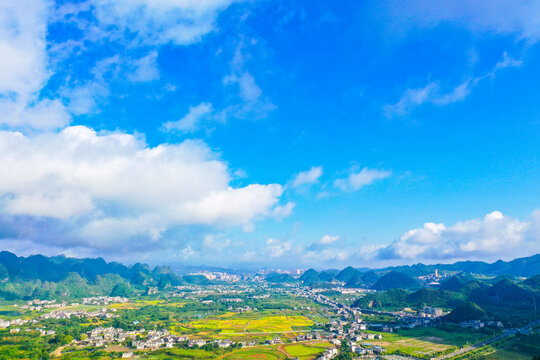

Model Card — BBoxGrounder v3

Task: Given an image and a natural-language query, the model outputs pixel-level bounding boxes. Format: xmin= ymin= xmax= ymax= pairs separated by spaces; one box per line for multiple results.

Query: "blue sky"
xmin=0 ymin=0 xmax=539 ymax=268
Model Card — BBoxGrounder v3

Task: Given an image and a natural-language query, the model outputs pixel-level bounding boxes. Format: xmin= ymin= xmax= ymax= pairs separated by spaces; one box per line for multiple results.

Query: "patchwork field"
xmin=188 ymin=312 xmax=315 ymax=334
xmin=360 ymin=327 xmax=499 ymax=357
xmin=217 ymin=342 xmax=333 ymax=360
xmin=450 ymin=334 xmax=540 ymax=360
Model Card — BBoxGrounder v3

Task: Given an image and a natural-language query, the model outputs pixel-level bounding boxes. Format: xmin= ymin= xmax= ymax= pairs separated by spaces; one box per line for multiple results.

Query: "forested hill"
xmin=0 ymin=251 xmax=181 ymax=283
xmin=379 ymin=254 xmax=540 ymax=277
xmin=0 ymin=251 xmax=210 ymax=300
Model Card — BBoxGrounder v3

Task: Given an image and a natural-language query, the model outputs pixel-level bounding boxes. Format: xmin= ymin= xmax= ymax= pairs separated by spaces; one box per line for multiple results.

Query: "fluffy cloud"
xmin=259 ymin=210 xmax=540 ymax=267
xmin=0 ymin=0 xmax=240 ymax=129
xmin=334 ymin=167 xmax=391 ymax=192
xmin=0 ymin=0 xmax=70 ymax=129
xmin=266 ymin=238 xmax=293 ymax=258
xmin=0 ymin=0 xmax=48 ymax=96
xmin=375 ymin=211 xmax=539 ymax=261
xmin=318 ymin=234 xmax=339 ymax=245
xmin=272 ymin=202 xmax=296 ymax=219
xmin=290 ymin=166 xmax=323 ymax=188
xmin=0 ymin=126 xmax=286 ymax=252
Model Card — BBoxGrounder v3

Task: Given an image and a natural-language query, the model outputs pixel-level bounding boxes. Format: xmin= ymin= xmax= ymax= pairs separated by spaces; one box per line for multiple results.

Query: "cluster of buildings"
xmin=15 ymin=297 xmax=128 ymax=313
xmin=77 ymin=326 xmax=256 ymax=351
xmin=422 ymin=306 xmax=445 ymax=317
xmin=257 ymin=268 xmax=305 ymax=276
xmin=0 ymin=318 xmax=59 ymax=336
xmin=349 ymin=342 xmax=386 ymax=356
xmin=188 ymin=271 xmax=241 ymax=282
xmin=77 ymin=327 xmax=185 ymax=350
xmin=227 ymin=305 xmax=257 ymax=312
xmin=264 ymin=337 xmax=283 ymax=345
xmin=0 ymin=317 xmax=32 ymax=329
xmin=418 ymin=269 xmax=449 ymax=287
xmin=317 ymin=347 xmax=338 ymax=360
xmin=18 ymin=299 xmax=67 ymax=311
xmin=81 ymin=296 xmax=129 ymax=305
xmin=40 ymin=307 xmax=118 ymax=320
xmin=132 ymin=329 xmax=185 ymax=350
xmin=220 ymin=297 xmax=243 ymax=303
xmin=292 ymin=332 xmax=322 ymax=342
xmin=459 ymin=320 xmax=503 ymax=329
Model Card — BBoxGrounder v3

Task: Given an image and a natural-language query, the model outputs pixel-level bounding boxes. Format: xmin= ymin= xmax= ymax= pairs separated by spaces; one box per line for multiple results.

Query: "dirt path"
xmin=51 ymin=345 xmax=66 ymax=358
xmin=276 ymin=345 xmax=293 ymax=359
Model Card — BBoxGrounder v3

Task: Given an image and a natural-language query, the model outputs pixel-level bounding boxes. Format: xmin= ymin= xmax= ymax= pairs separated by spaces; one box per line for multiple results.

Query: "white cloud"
xmin=384 ymin=53 xmax=523 ymax=117
xmin=0 ymin=0 xmax=71 ymax=129
xmin=272 ymin=202 xmax=295 ymax=219
xmin=318 ymin=234 xmax=339 ymax=245
xmin=0 ymin=0 xmax=240 ymax=130
xmin=303 ymin=248 xmax=350 ymax=263
xmin=384 ymin=82 xmax=438 ymax=116
xmin=375 ymin=210 xmax=539 ymax=261
xmin=182 ymin=245 xmax=196 ymax=258
xmin=384 ymin=81 xmax=473 ymax=117
xmin=92 ymin=0 xmax=236 ymax=45
xmin=0 ymin=99 xmax=71 ymax=130
xmin=162 ymin=103 xmax=214 ymax=132
xmin=128 ymin=51 xmax=160 ymax=82
xmin=219 ymin=44 xmax=276 ymax=121
xmin=334 ymin=167 xmax=391 ymax=192
xmin=0 ymin=126 xmax=285 ymax=249
xmin=382 ymin=0 xmax=540 ymax=43
xmin=203 ymin=235 xmax=230 ymax=252
xmin=266 ymin=238 xmax=292 ymax=258
xmin=494 ymin=52 xmax=523 ymax=71
xmin=0 ymin=0 xmax=49 ymax=97
xmin=225 ymin=72 xmax=262 ymax=102
xmin=63 ymin=81 xmax=109 ymax=115
xmin=291 ymin=166 xmax=323 ymax=188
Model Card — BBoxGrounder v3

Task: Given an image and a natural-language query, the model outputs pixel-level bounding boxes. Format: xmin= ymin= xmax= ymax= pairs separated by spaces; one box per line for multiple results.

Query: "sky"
xmin=0 ymin=0 xmax=540 ymax=269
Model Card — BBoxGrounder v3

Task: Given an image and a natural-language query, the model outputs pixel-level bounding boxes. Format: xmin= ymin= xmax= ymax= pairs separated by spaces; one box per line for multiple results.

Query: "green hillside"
xmin=372 ymin=271 xmax=420 ymax=290
xmin=444 ymin=302 xmax=488 ymax=322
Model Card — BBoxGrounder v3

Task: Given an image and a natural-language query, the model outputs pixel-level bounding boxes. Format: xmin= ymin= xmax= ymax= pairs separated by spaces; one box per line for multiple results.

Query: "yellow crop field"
xmin=138 ymin=299 xmax=165 ymax=305
xmin=189 ymin=315 xmax=314 ymax=334
xmin=108 ymin=302 xmax=142 ymax=310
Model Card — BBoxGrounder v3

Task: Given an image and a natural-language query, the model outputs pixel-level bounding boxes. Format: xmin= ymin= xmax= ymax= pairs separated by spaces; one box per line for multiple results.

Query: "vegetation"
xmin=372 ymin=271 xmax=420 ymax=290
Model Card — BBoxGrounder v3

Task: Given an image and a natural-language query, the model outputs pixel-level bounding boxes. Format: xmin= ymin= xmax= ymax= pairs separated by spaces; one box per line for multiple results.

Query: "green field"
xmin=450 ymin=334 xmax=540 ymax=360
xmin=283 ymin=342 xmax=333 ymax=359
xmin=358 ymin=327 xmax=500 ymax=358
xmin=220 ymin=348 xmax=287 ymax=360
xmin=142 ymin=347 xmax=231 ymax=359
xmin=217 ymin=342 xmax=332 ymax=360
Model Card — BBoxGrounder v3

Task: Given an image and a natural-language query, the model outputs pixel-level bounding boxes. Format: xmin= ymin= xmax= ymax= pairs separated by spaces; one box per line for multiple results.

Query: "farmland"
xmin=188 ymin=312 xmax=315 ymax=334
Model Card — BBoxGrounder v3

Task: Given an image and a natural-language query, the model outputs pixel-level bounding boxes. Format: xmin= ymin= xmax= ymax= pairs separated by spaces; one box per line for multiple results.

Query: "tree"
xmin=110 ymin=282 xmax=131 ymax=297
